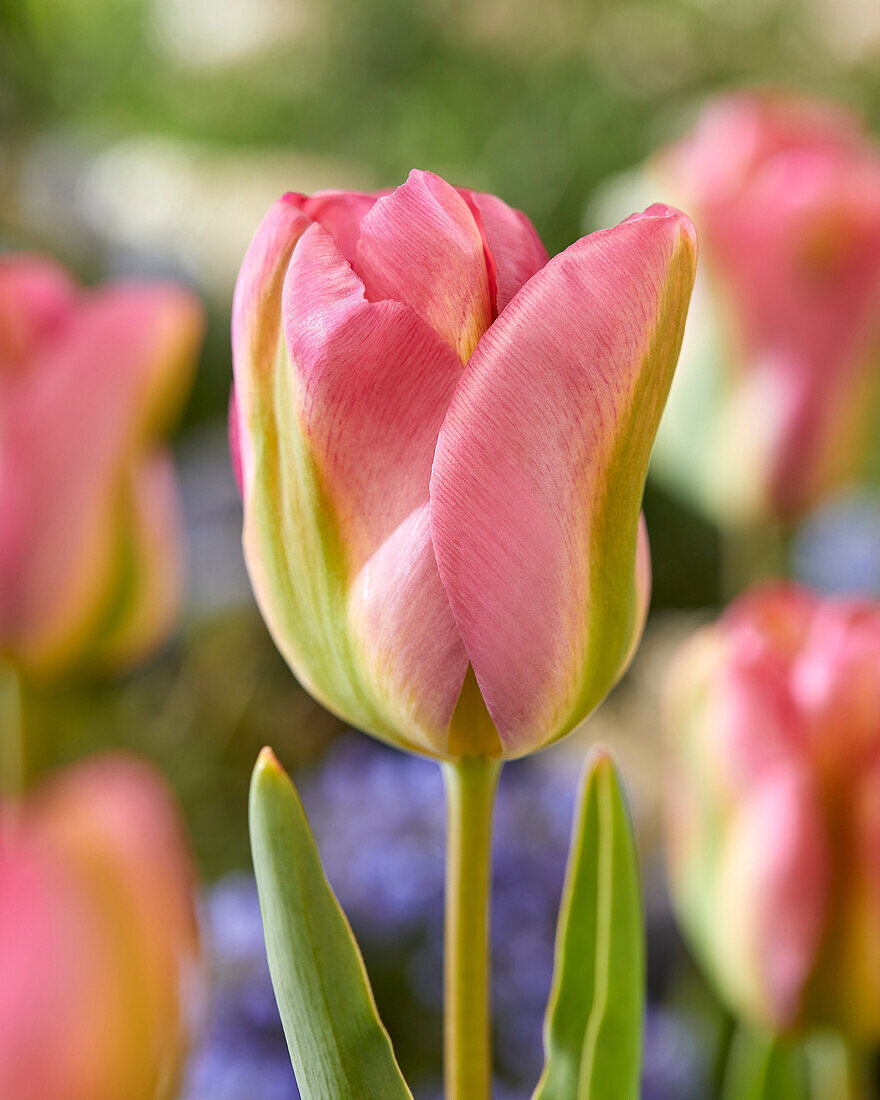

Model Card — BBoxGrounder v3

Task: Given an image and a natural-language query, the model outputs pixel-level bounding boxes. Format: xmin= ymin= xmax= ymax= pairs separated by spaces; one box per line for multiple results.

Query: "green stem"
xmin=442 ymin=756 xmax=502 ymax=1100
xmin=804 ymin=1031 xmax=869 ymax=1100
xmin=0 ymin=664 xmax=24 ymax=799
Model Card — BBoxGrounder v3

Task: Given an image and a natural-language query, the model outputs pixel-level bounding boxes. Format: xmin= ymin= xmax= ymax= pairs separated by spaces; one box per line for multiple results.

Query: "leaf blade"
xmin=533 ymin=749 xmax=645 ymax=1100
xmin=249 ymin=747 xmax=413 ymax=1100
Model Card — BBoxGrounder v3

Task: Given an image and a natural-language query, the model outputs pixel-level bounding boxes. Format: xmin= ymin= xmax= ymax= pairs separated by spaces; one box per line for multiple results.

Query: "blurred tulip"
xmin=0 ymin=753 xmax=201 ymax=1100
xmin=0 ymin=254 xmax=203 ymax=676
xmin=666 ymin=583 xmax=880 ymax=1038
xmin=231 ymin=170 xmax=696 ymax=760
xmin=644 ymin=92 xmax=880 ymax=526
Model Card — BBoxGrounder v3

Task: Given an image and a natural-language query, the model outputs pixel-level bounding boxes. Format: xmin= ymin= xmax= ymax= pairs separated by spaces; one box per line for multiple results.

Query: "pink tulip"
xmin=232 ymin=170 xmax=696 ymax=759
xmin=648 ymin=92 xmax=880 ymax=525
xmin=0 ymin=753 xmax=201 ymax=1100
xmin=0 ymin=255 xmax=203 ymax=676
xmin=666 ymin=583 xmax=880 ymax=1037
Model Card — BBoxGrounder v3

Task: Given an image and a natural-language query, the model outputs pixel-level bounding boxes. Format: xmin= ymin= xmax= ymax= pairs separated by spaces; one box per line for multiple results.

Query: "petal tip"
xmin=626 ymin=203 xmax=698 ymax=249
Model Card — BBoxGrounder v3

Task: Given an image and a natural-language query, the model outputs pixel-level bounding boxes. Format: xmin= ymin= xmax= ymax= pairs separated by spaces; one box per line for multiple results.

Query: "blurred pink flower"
xmin=649 ymin=92 xmax=880 ymax=526
xmin=231 ymin=170 xmax=696 ymax=759
xmin=0 ymin=255 xmax=203 ymax=676
xmin=0 ymin=753 xmax=201 ymax=1100
xmin=666 ymin=583 xmax=880 ymax=1037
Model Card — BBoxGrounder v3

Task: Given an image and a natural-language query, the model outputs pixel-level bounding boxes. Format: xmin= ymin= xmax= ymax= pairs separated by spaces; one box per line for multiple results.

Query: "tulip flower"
xmin=0 ymin=753 xmax=201 ymax=1100
xmin=0 ymin=254 xmax=203 ymax=677
xmin=640 ymin=92 xmax=880 ymax=527
xmin=231 ymin=169 xmax=697 ymax=763
xmin=666 ymin=583 xmax=880 ymax=1039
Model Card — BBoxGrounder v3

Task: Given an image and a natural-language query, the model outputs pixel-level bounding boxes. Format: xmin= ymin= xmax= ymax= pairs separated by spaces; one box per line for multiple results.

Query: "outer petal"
xmin=230 ymin=195 xmax=312 ymax=496
xmin=458 ymin=188 xmax=550 ymax=313
xmin=0 ymin=284 xmax=202 ymax=674
xmin=354 ymin=170 xmax=493 ymax=363
xmin=621 ymin=514 xmax=652 ymax=673
xmin=236 ymin=212 xmax=468 ymax=756
xmin=0 ymin=837 xmax=108 ymax=1100
xmin=228 ymin=386 xmax=244 ymax=495
xmin=714 ymin=770 xmax=830 ymax=1032
xmin=85 ymin=451 xmax=184 ymax=671
xmin=430 ymin=206 xmax=697 ymax=755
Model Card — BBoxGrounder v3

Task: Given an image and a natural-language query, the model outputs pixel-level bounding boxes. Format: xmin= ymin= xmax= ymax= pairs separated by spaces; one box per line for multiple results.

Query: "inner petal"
xmin=354 ymin=169 xmax=493 ymax=364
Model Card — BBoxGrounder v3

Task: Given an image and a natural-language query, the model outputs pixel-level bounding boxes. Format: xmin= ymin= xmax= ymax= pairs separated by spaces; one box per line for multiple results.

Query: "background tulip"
xmin=666 ymin=583 xmax=880 ymax=1039
xmin=232 ymin=169 xmax=696 ymax=761
xmin=0 ymin=255 xmax=204 ymax=677
xmin=0 ymin=753 xmax=201 ymax=1100
xmin=632 ymin=92 xmax=880 ymax=528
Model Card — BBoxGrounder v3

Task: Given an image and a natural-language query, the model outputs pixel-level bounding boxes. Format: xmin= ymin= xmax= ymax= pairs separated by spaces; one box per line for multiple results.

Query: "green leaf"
xmin=249 ymin=748 xmax=413 ymax=1100
xmin=532 ymin=749 xmax=645 ymax=1100
xmin=722 ymin=1027 xmax=810 ymax=1100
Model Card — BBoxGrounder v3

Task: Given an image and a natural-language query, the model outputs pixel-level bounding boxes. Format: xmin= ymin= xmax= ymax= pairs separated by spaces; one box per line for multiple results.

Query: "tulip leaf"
xmin=249 ymin=748 xmax=413 ymax=1100
xmin=532 ymin=749 xmax=645 ymax=1100
xmin=722 ymin=1027 xmax=810 ymax=1100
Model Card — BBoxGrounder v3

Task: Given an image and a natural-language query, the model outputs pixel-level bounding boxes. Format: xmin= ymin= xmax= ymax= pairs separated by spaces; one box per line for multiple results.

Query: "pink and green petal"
xmin=430 ymin=206 xmax=697 ymax=755
xmin=87 ymin=452 xmax=183 ymax=672
xmin=289 ymin=190 xmax=381 ymax=267
xmin=354 ymin=170 xmax=493 ymax=363
xmin=714 ymin=771 xmax=830 ymax=1031
xmin=236 ymin=214 xmax=468 ymax=755
xmin=458 ymin=189 xmax=549 ymax=313
xmin=3 ymin=284 xmax=201 ymax=674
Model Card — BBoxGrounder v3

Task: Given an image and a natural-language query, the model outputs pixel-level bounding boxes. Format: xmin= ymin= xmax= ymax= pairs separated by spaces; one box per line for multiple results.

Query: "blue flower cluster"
xmin=182 ymin=734 xmax=706 ymax=1099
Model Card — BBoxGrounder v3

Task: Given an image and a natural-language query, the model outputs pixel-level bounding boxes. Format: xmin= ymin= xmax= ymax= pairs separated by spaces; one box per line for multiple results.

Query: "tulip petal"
xmin=1 ymin=284 xmax=201 ymax=674
xmin=717 ymin=771 xmax=829 ymax=1031
xmin=86 ymin=452 xmax=183 ymax=671
xmin=459 ymin=189 xmax=550 ymax=313
xmin=291 ymin=190 xmax=381 ymax=267
xmin=236 ymin=211 xmax=468 ymax=755
xmin=430 ymin=207 xmax=697 ymax=754
xmin=354 ymin=170 xmax=493 ymax=363
xmin=0 ymin=255 xmax=76 ymax=371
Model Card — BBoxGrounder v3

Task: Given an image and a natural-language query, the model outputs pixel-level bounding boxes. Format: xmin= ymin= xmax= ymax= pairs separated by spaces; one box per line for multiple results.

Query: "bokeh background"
xmin=2 ymin=0 xmax=879 ymax=1096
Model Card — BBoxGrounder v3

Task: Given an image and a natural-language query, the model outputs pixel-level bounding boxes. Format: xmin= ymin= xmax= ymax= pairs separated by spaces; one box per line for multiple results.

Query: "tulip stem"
xmin=0 ymin=664 xmax=25 ymax=799
xmin=442 ymin=756 xmax=501 ymax=1100
xmin=803 ymin=1031 xmax=870 ymax=1100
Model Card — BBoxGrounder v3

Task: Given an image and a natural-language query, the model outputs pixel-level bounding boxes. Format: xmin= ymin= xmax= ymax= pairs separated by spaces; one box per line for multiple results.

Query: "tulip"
xmin=231 ymin=169 xmax=697 ymax=762
xmin=666 ymin=583 xmax=880 ymax=1039
xmin=641 ymin=92 xmax=880 ymax=527
xmin=0 ymin=254 xmax=203 ymax=677
xmin=0 ymin=753 xmax=201 ymax=1100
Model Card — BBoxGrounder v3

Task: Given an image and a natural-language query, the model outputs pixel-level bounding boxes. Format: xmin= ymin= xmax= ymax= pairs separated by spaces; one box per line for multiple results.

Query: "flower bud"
xmin=0 ymin=753 xmax=201 ymax=1100
xmin=0 ymin=255 xmax=204 ymax=676
xmin=666 ymin=584 xmax=880 ymax=1037
xmin=644 ymin=92 xmax=880 ymax=526
xmin=232 ymin=170 xmax=696 ymax=759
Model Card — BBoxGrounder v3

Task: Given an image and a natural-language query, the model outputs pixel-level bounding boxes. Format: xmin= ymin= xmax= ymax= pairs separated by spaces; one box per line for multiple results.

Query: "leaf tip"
xmin=585 ymin=743 xmax=615 ymax=777
xmin=252 ymin=747 xmax=288 ymax=795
